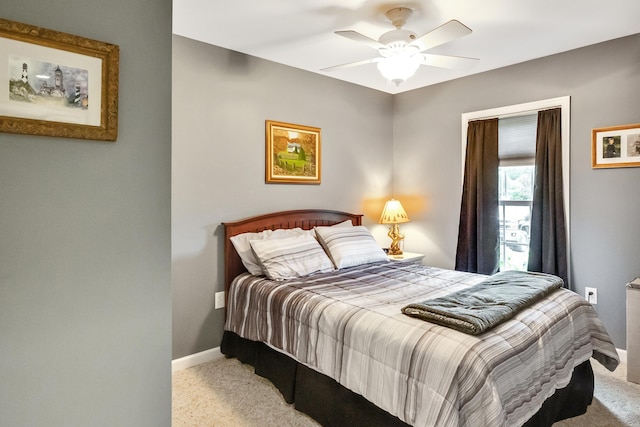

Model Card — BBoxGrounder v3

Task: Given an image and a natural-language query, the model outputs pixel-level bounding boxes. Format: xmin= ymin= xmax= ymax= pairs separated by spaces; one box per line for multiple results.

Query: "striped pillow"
xmin=230 ymin=228 xmax=313 ymax=275
xmin=249 ymin=234 xmax=334 ymax=281
xmin=315 ymin=225 xmax=389 ymax=269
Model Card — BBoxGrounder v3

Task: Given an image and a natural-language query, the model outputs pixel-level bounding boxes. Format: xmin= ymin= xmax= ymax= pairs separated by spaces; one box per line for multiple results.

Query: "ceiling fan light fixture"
xmin=325 ymin=7 xmax=476 ymax=88
xmin=378 ymin=29 xmax=417 ymax=47
xmin=377 ymin=53 xmax=423 ymax=86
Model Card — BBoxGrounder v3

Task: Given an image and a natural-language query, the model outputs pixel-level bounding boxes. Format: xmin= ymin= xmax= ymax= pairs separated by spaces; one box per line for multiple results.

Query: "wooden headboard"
xmin=221 ymin=209 xmax=363 ymax=309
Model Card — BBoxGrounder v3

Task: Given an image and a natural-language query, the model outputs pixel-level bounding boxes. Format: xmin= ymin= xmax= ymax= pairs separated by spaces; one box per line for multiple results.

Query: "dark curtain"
xmin=528 ymin=108 xmax=569 ymax=287
xmin=455 ymin=118 xmax=499 ymax=275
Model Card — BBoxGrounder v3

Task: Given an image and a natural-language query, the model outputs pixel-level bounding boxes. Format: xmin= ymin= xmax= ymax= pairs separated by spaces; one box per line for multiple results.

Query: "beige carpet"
xmin=173 ymin=357 xmax=640 ymax=426
xmin=172 ymin=357 xmax=319 ymax=427
xmin=555 ymin=360 xmax=640 ymax=427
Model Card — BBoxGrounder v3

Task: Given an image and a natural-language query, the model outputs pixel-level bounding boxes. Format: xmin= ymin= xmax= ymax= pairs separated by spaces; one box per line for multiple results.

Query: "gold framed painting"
xmin=265 ymin=120 xmax=321 ymax=184
xmin=592 ymin=123 xmax=640 ymax=169
xmin=0 ymin=18 xmax=119 ymax=141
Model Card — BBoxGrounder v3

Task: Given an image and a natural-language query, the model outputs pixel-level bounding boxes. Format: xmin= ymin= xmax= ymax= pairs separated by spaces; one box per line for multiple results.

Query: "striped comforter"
xmin=225 ymin=262 xmax=619 ymax=427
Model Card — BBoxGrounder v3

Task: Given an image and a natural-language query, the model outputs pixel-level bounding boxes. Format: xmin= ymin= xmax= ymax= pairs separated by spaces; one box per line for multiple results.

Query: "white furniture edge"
xmin=172 ymin=346 xmax=224 ymax=372
xmin=387 ymin=252 xmax=425 ymax=262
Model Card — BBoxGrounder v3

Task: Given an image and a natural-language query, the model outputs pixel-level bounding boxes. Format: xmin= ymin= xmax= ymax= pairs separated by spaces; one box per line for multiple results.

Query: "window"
xmin=499 ymin=166 xmax=533 ymax=270
xmin=461 ymin=96 xmax=571 ymax=274
xmin=498 ymin=114 xmax=536 ymax=271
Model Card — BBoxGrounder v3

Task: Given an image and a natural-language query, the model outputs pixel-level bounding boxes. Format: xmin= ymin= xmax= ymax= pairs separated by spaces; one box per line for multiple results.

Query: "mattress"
xmin=224 ymin=262 xmax=619 ymax=427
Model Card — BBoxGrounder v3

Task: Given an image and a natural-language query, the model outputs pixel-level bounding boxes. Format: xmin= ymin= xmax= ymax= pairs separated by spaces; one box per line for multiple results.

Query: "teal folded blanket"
xmin=402 ymin=270 xmax=564 ymax=335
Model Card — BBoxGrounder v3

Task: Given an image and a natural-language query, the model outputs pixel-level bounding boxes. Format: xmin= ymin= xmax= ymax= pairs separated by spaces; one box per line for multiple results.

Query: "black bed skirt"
xmin=220 ymin=331 xmax=594 ymax=427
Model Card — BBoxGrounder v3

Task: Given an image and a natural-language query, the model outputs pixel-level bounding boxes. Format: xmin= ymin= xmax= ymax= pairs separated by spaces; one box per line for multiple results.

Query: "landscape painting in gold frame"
xmin=0 ymin=18 xmax=119 ymax=141
xmin=265 ymin=120 xmax=321 ymax=184
xmin=592 ymin=123 xmax=640 ymax=169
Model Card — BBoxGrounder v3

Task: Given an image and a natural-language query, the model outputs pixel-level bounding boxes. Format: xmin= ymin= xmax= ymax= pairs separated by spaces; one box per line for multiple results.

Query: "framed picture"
xmin=592 ymin=123 xmax=640 ymax=169
xmin=0 ymin=18 xmax=119 ymax=141
xmin=265 ymin=120 xmax=321 ymax=184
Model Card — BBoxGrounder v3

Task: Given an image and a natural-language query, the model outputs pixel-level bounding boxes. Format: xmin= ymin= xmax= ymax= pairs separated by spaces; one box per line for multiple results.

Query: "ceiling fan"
xmin=322 ymin=7 xmax=478 ymax=86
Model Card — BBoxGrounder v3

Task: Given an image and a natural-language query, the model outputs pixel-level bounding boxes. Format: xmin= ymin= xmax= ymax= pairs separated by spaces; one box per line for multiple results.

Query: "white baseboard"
xmin=617 ymin=348 xmax=627 ymax=364
xmin=172 ymin=347 xmax=224 ymax=373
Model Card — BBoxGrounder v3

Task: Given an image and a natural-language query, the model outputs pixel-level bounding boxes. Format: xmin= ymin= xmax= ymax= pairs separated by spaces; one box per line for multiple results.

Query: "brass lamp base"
xmin=387 ymin=223 xmax=405 ymax=256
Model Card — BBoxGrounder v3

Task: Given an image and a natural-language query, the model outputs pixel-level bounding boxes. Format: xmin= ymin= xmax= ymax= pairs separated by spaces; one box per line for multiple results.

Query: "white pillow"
xmin=230 ymin=228 xmax=310 ymax=275
xmin=249 ymin=234 xmax=334 ymax=281
xmin=315 ymin=225 xmax=389 ymax=269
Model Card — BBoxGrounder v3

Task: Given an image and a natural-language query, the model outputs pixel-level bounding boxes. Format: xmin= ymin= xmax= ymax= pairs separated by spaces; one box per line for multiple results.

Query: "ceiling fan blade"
xmin=335 ymin=30 xmax=385 ymax=50
xmin=421 ymin=53 xmax=478 ymax=69
xmin=410 ymin=20 xmax=472 ymax=52
xmin=321 ymin=57 xmax=382 ymax=72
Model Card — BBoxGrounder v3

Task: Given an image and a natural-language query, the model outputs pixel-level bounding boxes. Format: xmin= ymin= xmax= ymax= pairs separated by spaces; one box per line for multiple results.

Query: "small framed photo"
xmin=0 ymin=18 xmax=119 ymax=141
xmin=265 ymin=120 xmax=321 ymax=184
xmin=592 ymin=123 xmax=640 ymax=169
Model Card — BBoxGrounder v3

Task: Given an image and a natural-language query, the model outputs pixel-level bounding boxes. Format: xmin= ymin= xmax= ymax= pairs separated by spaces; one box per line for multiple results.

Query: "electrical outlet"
xmin=214 ymin=291 xmax=225 ymax=309
xmin=585 ymin=287 xmax=597 ymax=304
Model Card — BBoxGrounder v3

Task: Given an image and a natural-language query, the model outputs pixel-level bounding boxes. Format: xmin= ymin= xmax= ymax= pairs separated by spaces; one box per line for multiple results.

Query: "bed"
xmin=220 ymin=209 xmax=619 ymax=427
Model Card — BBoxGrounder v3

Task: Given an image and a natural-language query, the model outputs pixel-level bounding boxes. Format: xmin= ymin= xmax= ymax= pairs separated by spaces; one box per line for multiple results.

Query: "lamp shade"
xmin=379 ymin=199 xmax=410 ymax=224
xmin=377 ymin=53 xmax=422 ymax=86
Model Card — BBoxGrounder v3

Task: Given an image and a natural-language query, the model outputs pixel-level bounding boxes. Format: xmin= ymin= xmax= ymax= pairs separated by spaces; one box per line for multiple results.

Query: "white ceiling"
xmin=173 ymin=0 xmax=640 ymax=95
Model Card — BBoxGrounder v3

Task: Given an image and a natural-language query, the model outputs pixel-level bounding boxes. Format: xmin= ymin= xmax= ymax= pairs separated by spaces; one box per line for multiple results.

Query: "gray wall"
xmin=394 ymin=34 xmax=640 ymax=349
xmin=0 ymin=1 xmax=172 ymax=426
xmin=172 ymin=35 xmax=393 ymax=358
xmin=172 ymin=33 xmax=638 ymax=359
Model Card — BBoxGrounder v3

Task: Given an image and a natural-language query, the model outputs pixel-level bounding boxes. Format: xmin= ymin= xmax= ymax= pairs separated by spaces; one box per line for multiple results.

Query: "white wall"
xmin=0 ymin=1 xmax=172 ymax=425
xmin=172 ymin=36 xmax=394 ymax=358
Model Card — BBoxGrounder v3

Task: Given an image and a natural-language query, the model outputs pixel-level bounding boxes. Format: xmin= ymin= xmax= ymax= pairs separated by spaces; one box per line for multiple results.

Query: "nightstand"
xmin=387 ymin=252 xmax=425 ymax=263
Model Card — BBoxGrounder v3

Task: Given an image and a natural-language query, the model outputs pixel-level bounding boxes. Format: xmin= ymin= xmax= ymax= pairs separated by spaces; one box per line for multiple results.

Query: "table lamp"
xmin=379 ymin=198 xmax=410 ymax=255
